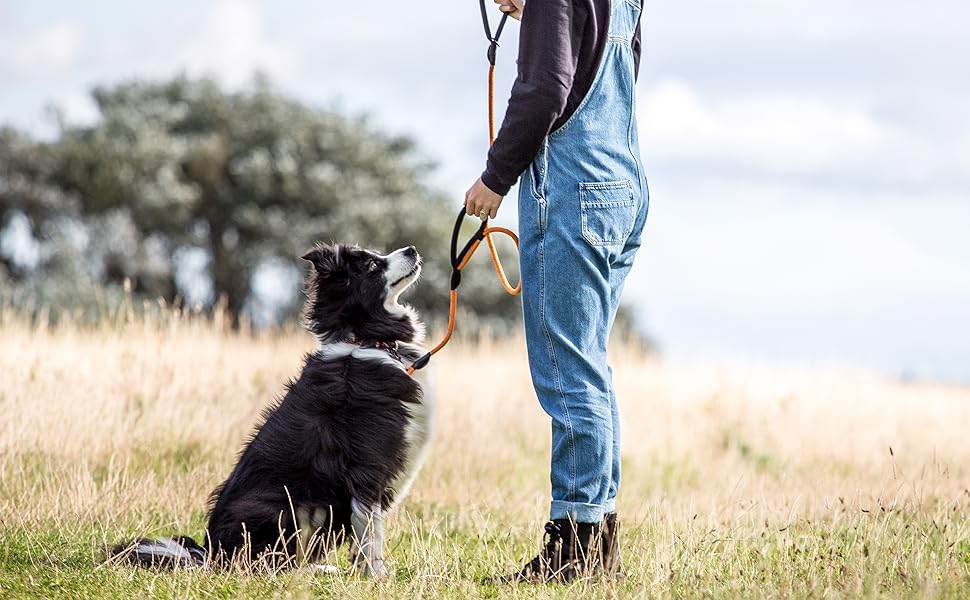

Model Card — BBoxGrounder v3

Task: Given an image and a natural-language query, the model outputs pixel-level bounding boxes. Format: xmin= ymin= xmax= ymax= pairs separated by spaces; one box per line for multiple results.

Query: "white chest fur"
xmin=387 ymin=366 xmax=435 ymax=509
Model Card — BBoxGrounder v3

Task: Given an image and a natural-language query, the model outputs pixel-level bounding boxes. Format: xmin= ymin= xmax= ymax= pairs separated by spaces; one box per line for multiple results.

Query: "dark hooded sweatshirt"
xmin=481 ymin=0 xmax=643 ymax=196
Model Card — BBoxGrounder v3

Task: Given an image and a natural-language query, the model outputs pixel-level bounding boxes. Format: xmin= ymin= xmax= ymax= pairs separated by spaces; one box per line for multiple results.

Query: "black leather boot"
xmin=601 ymin=512 xmax=622 ymax=577
xmin=508 ymin=518 xmax=603 ymax=583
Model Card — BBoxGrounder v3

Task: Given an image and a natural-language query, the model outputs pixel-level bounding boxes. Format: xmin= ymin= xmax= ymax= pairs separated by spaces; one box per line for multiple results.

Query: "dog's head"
xmin=301 ymin=243 xmax=423 ymax=345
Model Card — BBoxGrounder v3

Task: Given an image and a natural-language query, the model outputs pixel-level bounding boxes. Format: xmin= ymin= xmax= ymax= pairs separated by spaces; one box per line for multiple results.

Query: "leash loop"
xmin=407 ymin=2 xmax=519 ymax=376
xmin=409 ymin=210 xmax=521 ymax=376
xmin=480 ymin=0 xmax=509 ymax=65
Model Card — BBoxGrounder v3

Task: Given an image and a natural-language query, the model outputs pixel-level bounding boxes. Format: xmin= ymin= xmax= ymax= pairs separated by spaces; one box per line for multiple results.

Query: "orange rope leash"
xmin=488 ymin=63 xmax=497 ymax=144
xmin=407 ymin=10 xmax=519 ymax=376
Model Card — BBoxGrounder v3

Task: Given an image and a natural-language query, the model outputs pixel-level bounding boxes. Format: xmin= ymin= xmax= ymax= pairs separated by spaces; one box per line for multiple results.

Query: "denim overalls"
xmin=517 ymin=0 xmax=648 ymax=524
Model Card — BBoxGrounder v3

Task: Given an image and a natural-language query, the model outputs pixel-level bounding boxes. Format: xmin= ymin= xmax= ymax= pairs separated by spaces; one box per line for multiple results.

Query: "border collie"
xmin=112 ymin=244 xmax=431 ymax=577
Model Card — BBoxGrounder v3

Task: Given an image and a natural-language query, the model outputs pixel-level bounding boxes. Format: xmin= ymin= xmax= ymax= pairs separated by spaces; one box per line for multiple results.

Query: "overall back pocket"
xmin=579 ymin=180 xmax=636 ymax=247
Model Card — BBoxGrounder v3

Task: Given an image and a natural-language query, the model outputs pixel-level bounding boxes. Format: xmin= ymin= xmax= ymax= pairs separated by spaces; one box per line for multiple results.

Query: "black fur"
xmin=113 ymin=243 xmax=426 ymax=569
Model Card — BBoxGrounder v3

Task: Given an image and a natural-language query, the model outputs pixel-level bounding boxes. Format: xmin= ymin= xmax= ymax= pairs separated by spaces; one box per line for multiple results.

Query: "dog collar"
xmin=344 ymin=336 xmax=404 ymax=364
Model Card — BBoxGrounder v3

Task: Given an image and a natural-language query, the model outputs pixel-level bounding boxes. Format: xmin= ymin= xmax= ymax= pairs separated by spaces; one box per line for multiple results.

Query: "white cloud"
xmin=640 ymin=80 xmax=888 ymax=175
xmin=638 ymin=79 xmax=969 ymax=188
xmin=174 ymin=0 xmax=303 ymax=87
xmin=0 ymin=22 xmax=84 ymax=80
xmin=625 ymin=178 xmax=970 ymax=377
xmin=651 ymin=0 xmax=970 ymax=49
xmin=642 ymin=192 xmax=968 ymax=316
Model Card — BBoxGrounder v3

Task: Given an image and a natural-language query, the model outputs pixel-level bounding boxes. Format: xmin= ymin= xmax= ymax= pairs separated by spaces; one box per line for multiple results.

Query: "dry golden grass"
xmin=1 ymin=309 xmax=969 ymax=598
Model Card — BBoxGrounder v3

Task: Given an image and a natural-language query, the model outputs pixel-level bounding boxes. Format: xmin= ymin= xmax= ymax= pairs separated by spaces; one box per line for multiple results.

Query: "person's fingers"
xmin=465 ymin=187 xmax=479 ymax=216
xmin=465 ymin=179 xmax=504 ymax=219
xmin=494 ymin=0 xmax=522 ymax=19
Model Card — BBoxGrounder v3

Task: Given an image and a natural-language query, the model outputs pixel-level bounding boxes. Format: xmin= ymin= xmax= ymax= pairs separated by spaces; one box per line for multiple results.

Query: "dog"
xmin=112 ymin=244 xmax=431 ymax=577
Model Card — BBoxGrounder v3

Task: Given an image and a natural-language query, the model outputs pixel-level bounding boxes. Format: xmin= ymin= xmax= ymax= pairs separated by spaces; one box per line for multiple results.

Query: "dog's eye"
xmin=368 ymin=260 xmax=380 ymax=272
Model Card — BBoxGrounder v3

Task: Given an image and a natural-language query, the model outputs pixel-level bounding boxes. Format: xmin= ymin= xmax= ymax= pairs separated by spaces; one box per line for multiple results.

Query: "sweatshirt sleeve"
xmin=481 ymin=0 xmax=581 ymax=196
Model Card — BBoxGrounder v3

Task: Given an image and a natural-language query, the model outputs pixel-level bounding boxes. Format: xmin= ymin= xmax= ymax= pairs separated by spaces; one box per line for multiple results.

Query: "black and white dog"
xmin=113 ymin=244 xmax=432 ymax=577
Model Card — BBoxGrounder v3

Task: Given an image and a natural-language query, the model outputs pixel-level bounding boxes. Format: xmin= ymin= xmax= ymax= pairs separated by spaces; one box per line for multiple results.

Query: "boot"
xmin=508 ymin=518 xmax=603 ymax=583
xmin=601 ymin=512 xmax=623 ymax=577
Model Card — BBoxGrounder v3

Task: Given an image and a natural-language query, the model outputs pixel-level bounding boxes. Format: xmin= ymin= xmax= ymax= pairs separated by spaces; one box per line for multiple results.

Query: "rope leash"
xmin=407 ymin=2 xmax=521 ymax=376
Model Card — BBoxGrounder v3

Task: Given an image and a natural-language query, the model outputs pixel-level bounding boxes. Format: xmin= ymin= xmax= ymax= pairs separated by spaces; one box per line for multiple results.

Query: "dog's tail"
xmin=111 ymin=535 xmax=207 ymax=568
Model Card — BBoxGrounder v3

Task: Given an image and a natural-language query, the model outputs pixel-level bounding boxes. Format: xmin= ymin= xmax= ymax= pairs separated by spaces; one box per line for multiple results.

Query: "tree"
xmin=0 ymin=128 xmax=71 ymax=279
xmin=1 ymin=76 xmax=521 ymax=329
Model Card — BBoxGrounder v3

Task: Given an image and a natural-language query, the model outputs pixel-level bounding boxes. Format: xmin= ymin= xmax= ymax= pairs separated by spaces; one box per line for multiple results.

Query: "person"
xmin=463 ymin=0 xmax=648 ymax=583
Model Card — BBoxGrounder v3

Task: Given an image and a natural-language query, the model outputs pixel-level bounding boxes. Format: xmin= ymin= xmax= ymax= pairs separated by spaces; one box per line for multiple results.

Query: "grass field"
xmin=2 ymin=310 xmax=969 ymax=598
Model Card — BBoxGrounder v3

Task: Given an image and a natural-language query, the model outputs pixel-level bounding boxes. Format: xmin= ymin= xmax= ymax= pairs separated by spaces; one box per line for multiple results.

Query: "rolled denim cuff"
xmin=603 ymin=497 xmax=617 ymax=515
xmin=550 ymin=500 xmax=607 ymax=524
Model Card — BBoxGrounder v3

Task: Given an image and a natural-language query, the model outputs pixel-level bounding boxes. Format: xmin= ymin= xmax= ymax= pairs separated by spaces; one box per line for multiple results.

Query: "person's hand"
xmin=493 ymin=0 xmax=524 ymax=20
xmin=464 ymin=178 xmax=503 ymax=220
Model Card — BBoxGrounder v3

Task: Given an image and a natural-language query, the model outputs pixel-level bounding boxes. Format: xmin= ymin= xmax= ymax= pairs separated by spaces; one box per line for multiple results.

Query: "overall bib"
xmin=517 ymin=0 xmax=648 ymax=523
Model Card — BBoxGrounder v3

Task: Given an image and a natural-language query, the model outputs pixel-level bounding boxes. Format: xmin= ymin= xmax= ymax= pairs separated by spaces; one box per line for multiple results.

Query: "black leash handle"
xmin=480 ymin=0 xmax=510 ymax=65
xmin=450 ymin=207 xmax=488 ymax=290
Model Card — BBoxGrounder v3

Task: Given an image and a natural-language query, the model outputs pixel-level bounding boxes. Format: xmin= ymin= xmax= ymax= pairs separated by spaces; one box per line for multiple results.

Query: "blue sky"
xmin=2 ymin=0 xmax=968 ymax=380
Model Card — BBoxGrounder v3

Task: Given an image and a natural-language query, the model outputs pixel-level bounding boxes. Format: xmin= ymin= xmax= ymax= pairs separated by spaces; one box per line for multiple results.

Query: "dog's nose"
xmin=404 ymin=246 xmax=417 ymax=258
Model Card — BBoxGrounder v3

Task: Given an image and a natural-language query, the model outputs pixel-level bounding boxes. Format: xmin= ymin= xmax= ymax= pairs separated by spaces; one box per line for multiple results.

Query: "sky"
xmin=1 ymin=0 xmax=968 ymax=381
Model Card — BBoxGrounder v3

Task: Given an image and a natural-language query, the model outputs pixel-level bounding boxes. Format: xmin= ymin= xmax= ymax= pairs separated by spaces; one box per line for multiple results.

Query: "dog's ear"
xmin=301 ymin=245 xmax=338 ymax=274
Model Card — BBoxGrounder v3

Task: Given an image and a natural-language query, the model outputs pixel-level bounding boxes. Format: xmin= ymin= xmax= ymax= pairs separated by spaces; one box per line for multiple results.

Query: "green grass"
xmin=3 ymin=497 xmax=969 ymax=598
xmin=2 ymin=319 xmax=970 ymax=597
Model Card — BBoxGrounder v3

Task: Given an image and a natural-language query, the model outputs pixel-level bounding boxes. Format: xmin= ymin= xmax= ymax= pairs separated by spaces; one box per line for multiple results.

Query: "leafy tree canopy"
xmin=0 ymin=76 xmax=521 ymax=331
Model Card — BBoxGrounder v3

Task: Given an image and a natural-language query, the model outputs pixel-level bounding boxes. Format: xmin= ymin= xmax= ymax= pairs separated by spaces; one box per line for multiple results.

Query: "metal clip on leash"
xmin=407 ymin=2 xmax=520 ymax=376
